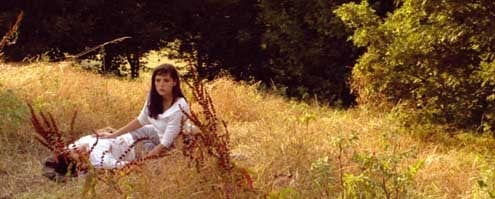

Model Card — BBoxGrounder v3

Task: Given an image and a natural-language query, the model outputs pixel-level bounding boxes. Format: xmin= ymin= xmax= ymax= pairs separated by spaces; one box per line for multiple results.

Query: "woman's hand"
xmin=95 ymin=131 xmax=114 ymax=138
xmin=144 ymin=144 xmax=168 ymax=159
xmin=95 ymin=127 xmax=116 ymax=138
xmin=93 ymin=119 xmax=142 ymax=139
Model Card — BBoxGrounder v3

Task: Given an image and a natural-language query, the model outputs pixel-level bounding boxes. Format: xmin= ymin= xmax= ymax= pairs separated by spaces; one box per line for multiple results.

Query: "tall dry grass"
xmin=1 ymin=61 xmax=495 ymax=198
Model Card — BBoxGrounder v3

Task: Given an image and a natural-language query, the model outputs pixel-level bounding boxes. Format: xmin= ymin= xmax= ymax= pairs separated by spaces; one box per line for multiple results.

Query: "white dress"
xmin=69 ymin=98 xmax=189 ymax=169
xmin=133 ymin=97 xmax=190 ymax=148
xmin=69 ymin=134 xmax=135 ymax=169
xmin=69 ymin=97 xmax=190 ymax=169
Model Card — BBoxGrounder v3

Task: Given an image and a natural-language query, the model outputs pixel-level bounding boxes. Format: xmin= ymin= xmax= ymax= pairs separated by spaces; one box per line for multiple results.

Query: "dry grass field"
xmin=1 ymin=61 xmax=495 ymax=198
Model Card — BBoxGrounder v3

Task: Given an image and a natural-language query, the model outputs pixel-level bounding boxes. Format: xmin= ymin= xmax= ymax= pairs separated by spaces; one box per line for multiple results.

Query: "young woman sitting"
xmin=37 ymin=64 xmax=193 ymax=180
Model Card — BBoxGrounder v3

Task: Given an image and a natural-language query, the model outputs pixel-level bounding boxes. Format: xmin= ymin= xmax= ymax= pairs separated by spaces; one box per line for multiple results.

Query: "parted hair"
xmin=148 ymin=64 xmax=185 ymax=119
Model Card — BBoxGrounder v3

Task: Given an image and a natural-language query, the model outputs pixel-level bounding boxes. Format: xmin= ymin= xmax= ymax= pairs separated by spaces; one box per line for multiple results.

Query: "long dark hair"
xmin=148 ymin=64 xmax=185 ymax=119
xmin=44 ymin=154 xmax=79 ymax=178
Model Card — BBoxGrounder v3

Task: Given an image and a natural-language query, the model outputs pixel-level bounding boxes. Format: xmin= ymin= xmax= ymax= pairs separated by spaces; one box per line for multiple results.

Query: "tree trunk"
xmin=101 ymin=46 xmax=112 ymax=74
xmin=127 ymin=52 xmax=140 ymax=79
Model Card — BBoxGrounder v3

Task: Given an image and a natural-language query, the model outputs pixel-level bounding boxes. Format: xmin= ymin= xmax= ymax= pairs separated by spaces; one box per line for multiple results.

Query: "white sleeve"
xmin=137 ymin=98 xmax=151 ymax=125
xmin=159 ymin=101 xmax=189 ymax=148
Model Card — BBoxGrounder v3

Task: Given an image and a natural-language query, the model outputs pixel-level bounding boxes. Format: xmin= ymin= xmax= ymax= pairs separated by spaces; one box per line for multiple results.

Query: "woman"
xmin=96 ymin=63 xmax=190 ymax=160
xmin=40 ymin=64 xmax=191 ymax=179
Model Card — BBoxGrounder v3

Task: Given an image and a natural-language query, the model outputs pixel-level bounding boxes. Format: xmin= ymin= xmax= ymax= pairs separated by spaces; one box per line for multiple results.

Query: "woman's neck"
xmin=162 ymin=94 xmax=173 ymax=102
xmin=162 ymin=95 xmax=174 ymax=109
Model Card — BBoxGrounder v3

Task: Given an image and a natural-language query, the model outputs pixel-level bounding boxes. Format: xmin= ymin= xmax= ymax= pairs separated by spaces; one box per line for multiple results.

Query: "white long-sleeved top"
xmin=136 ymin=97 xmax=190 ymax=148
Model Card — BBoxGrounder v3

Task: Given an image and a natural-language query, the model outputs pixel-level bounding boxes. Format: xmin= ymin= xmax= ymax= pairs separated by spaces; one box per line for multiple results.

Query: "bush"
xmin=0 ymin=87 xmax=28 ymax=135
xmin=335 ymin=0 xmax=495 ymax=132
xmin=344 ymin=150 xmax=423 ymax=198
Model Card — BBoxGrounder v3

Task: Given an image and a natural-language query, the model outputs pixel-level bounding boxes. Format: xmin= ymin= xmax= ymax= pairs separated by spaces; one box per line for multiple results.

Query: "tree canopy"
xmin=1 ymin=0 xmax=378 ymax=107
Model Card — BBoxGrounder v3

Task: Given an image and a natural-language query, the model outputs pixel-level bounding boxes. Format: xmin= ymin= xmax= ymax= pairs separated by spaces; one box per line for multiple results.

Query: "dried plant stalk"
xmin=177 ymin=64 xmax=256 ymax=197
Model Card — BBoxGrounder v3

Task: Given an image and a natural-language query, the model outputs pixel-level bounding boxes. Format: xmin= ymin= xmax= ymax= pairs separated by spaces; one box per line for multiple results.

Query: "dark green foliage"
xmin=166 ymin=0 xmax=266 ymax=82
xmin=1 ymin=0 xmax=171 ymax=77
xmin=368 ymin=0 xmax=399 ymax=17
xmin=259 ymin=0 xmax=361 ymax=105
xmin=335 ymin=0 xmax=495 ymax=132
xmin=0 ymin=0 xmax=398 ymax=106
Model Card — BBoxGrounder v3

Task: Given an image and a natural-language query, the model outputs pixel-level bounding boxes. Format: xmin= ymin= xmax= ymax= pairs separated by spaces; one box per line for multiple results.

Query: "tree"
xmin=335 ymin=0 xmax=495 ymax=132
xmin=258 ymin=0 xmax=367 ymax=105
xmin=1 ymin=0 xmax=399 ymax=107
xmin=163 ymin=0 xmax=265 ymax=81
xmin=1 ymin=0 xmax=174 ymax=78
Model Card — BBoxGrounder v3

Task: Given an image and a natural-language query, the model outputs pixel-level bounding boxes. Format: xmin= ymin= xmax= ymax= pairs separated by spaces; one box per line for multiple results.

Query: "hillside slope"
xmin=0 ymin=62 xmax=494 ymax=198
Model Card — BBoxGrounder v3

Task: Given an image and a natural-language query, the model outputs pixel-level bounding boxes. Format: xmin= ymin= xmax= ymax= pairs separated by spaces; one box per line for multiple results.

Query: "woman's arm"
xmin=97 ymin=119 xmax=143 ymax=138
xmin=143 ymin=99 xmax=189 ymax=158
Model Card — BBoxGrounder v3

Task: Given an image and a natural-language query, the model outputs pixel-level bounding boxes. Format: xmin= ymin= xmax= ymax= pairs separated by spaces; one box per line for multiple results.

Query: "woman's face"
xmin=154 ymin=73 xmax=177 ymax=97
xmin=67 ymin=147 xmax=90 ymax=170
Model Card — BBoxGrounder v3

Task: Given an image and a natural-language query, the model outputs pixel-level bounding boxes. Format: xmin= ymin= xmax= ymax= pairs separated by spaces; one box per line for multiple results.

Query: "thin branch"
xmin=65 ymin=36 xmax=132 ymax=60
xmin=0 ymin=10 xmax=23 ymax=51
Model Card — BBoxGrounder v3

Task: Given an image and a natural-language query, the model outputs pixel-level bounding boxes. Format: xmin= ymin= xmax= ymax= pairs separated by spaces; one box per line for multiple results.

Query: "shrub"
xmin=335 ymin=0 xmax=495 ymax=132
xmin=0 ymin=88 xmax=28 ymax=136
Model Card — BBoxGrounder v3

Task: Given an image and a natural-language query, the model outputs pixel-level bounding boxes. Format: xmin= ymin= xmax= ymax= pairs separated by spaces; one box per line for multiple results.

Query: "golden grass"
xmin=1 ymin=61 xmax=494 ymax=198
